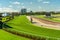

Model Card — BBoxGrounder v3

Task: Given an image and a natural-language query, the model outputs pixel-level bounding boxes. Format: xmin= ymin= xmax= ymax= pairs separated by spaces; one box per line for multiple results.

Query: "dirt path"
xmin=26 ymin=16 xmax=60 ymax=30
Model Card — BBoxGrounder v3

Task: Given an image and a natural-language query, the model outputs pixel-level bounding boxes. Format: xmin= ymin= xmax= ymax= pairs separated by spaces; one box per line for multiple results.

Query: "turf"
xmin=0 ymin=30 xmax=29 ymax=40
xmin=7 ymin=15 xmax=60 ymax=39
xmin=35 ymin=15 xmax=60 ymax=22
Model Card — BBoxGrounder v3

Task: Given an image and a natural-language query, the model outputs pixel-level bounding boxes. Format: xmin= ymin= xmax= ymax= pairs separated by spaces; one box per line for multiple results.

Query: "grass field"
xmin=35 ymin=15 xmax=60 ymax=22
xmin=0 ymin=30 xmax=29 ymax=40
xmin=0 ymin=16 xmax=29 ymax=40
xmin=6 ymin=15 xmax=60 ymax=40
xmin=2 ymin=17 xmax=6 ymax=22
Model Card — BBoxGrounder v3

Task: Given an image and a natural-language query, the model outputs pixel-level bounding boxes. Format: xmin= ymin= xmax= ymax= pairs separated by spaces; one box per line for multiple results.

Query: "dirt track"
xmin=33 ymin=17 xmax=60 ymax=26
xmin=27 ymin=16 xmax=60 ymax=30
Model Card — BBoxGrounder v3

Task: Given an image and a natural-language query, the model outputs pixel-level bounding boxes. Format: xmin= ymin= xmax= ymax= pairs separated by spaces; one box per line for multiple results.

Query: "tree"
xmin=0 ymin=13 xmax=3 ymax=29
xmin=45 ymin=12 xmax=51 ymax=18
xmin=11 ymin=13 xmax=14 ymax=19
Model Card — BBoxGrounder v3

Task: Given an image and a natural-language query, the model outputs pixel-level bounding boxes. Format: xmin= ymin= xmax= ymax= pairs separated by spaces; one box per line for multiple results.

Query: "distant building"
xmin=21 ymin=8 xmax=27 ymax=14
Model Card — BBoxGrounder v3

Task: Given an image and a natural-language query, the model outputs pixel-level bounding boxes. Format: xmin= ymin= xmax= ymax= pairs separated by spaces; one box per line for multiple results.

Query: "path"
xmin=26 ymin=16 xmax=60 ymax=30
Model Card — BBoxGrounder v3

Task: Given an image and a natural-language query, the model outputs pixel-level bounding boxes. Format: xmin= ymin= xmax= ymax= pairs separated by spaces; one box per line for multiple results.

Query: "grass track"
xmin=0 ymin=30 xmax=29 ymax=40
xmin=7 ymin=15 xmax=60 ymax=40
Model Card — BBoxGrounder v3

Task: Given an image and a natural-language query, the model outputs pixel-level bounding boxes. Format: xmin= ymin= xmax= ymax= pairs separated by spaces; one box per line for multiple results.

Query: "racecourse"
xmin=6 ymin=15 xmax=60 ymax=40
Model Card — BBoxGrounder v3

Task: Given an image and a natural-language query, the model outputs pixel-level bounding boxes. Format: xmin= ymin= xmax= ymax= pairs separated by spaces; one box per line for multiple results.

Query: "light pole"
xmin=11 ymin=13 xmax=14 ymax=19
xmin=30 ymin=11 xmax=33 ymax=23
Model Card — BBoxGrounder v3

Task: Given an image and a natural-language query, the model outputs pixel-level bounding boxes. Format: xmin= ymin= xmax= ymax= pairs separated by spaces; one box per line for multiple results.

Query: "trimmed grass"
xmin=7 ymin=15 xmax=60 ymax=39
xmin=2 ymin=18 xmax=6 ymax=22
xmin=35 ymin=15 xmax=60 ymax=22
xmin=0 ymin=30 xmax=29 ymax=40
xmin=2 ymin=17 xmax=10 ymax=22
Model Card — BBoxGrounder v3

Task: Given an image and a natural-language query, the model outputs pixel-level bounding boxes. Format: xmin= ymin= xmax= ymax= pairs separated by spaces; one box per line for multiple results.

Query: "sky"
xmin=0 ymin=0 xmax=60 ymax=12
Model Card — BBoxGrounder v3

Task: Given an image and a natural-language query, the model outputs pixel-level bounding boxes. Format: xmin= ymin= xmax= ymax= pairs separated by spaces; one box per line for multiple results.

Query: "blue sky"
xmin=0 ymin=0 xmax=60 ymax=12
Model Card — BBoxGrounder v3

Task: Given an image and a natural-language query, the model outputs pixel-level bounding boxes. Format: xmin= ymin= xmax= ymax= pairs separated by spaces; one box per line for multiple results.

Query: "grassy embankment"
xmin=0 ymin=30 xmax=29 ymax=40
xmin=0 ymin=16 xmax=29 ymax=40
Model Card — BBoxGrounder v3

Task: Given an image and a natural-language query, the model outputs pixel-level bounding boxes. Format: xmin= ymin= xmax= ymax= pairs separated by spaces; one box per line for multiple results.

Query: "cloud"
xmin=0 ymin=4 xmax=2 ymax=5
xmin=21 ymin=3 xmax=24 ymax=5
xmin=9 ymin=5 xmax=12 ymax=7
xmin=27 ymin=8 xmax=31 ymax=12
xmin=37 ymin=0 xmax=43 ymax=2
xmin=12 ymin=1 xmax=20 ymax=5
xmin=27 ymin=8 xmax=31 ymax=10
xmin=22 ymin=6 xmax=25 ymax=8
xmin=0 ymin=8 xmax=2 ymax=9
xmin=2 ymin=8 xmax=13 ymax=12
xmin=30 ymin=2 xmax=33 ymax=4
xmin=43 ymin=1 xmax=50 ymax=4
xmin=0 ymin=7 xmax=19 ymax=12
xmin=38 ymin=6 xmax=41 ymax=9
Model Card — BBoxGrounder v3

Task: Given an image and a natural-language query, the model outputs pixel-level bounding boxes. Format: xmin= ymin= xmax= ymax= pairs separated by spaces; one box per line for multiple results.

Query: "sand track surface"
xmin=27 ymin=16 xmax=60 ymax=30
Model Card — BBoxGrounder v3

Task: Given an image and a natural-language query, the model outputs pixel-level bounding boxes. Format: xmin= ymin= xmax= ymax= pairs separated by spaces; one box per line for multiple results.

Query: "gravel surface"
xmin=26 ymin=16 xmax=60 ymax=30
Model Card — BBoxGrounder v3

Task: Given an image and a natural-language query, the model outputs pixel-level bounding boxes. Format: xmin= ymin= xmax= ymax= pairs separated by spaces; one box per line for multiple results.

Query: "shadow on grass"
xmin=0 ymin=21 xmax=12 ymax=29
xmin=3 ymin=23 xmax=12 ymax=28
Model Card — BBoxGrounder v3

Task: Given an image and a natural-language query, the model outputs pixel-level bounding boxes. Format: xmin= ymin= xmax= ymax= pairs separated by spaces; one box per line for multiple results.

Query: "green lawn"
xmin=7 ymin=15 xmax=60 ymax=40
xmin=35 ymin=15 xmax=60 ymax=22
xmin=2 ymin=17 xmax=10 ymax=22
xmin=0 ymin=30 xmax=29 ymax=40
xmin=2 ymin=18 xmax=6 ymax=22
